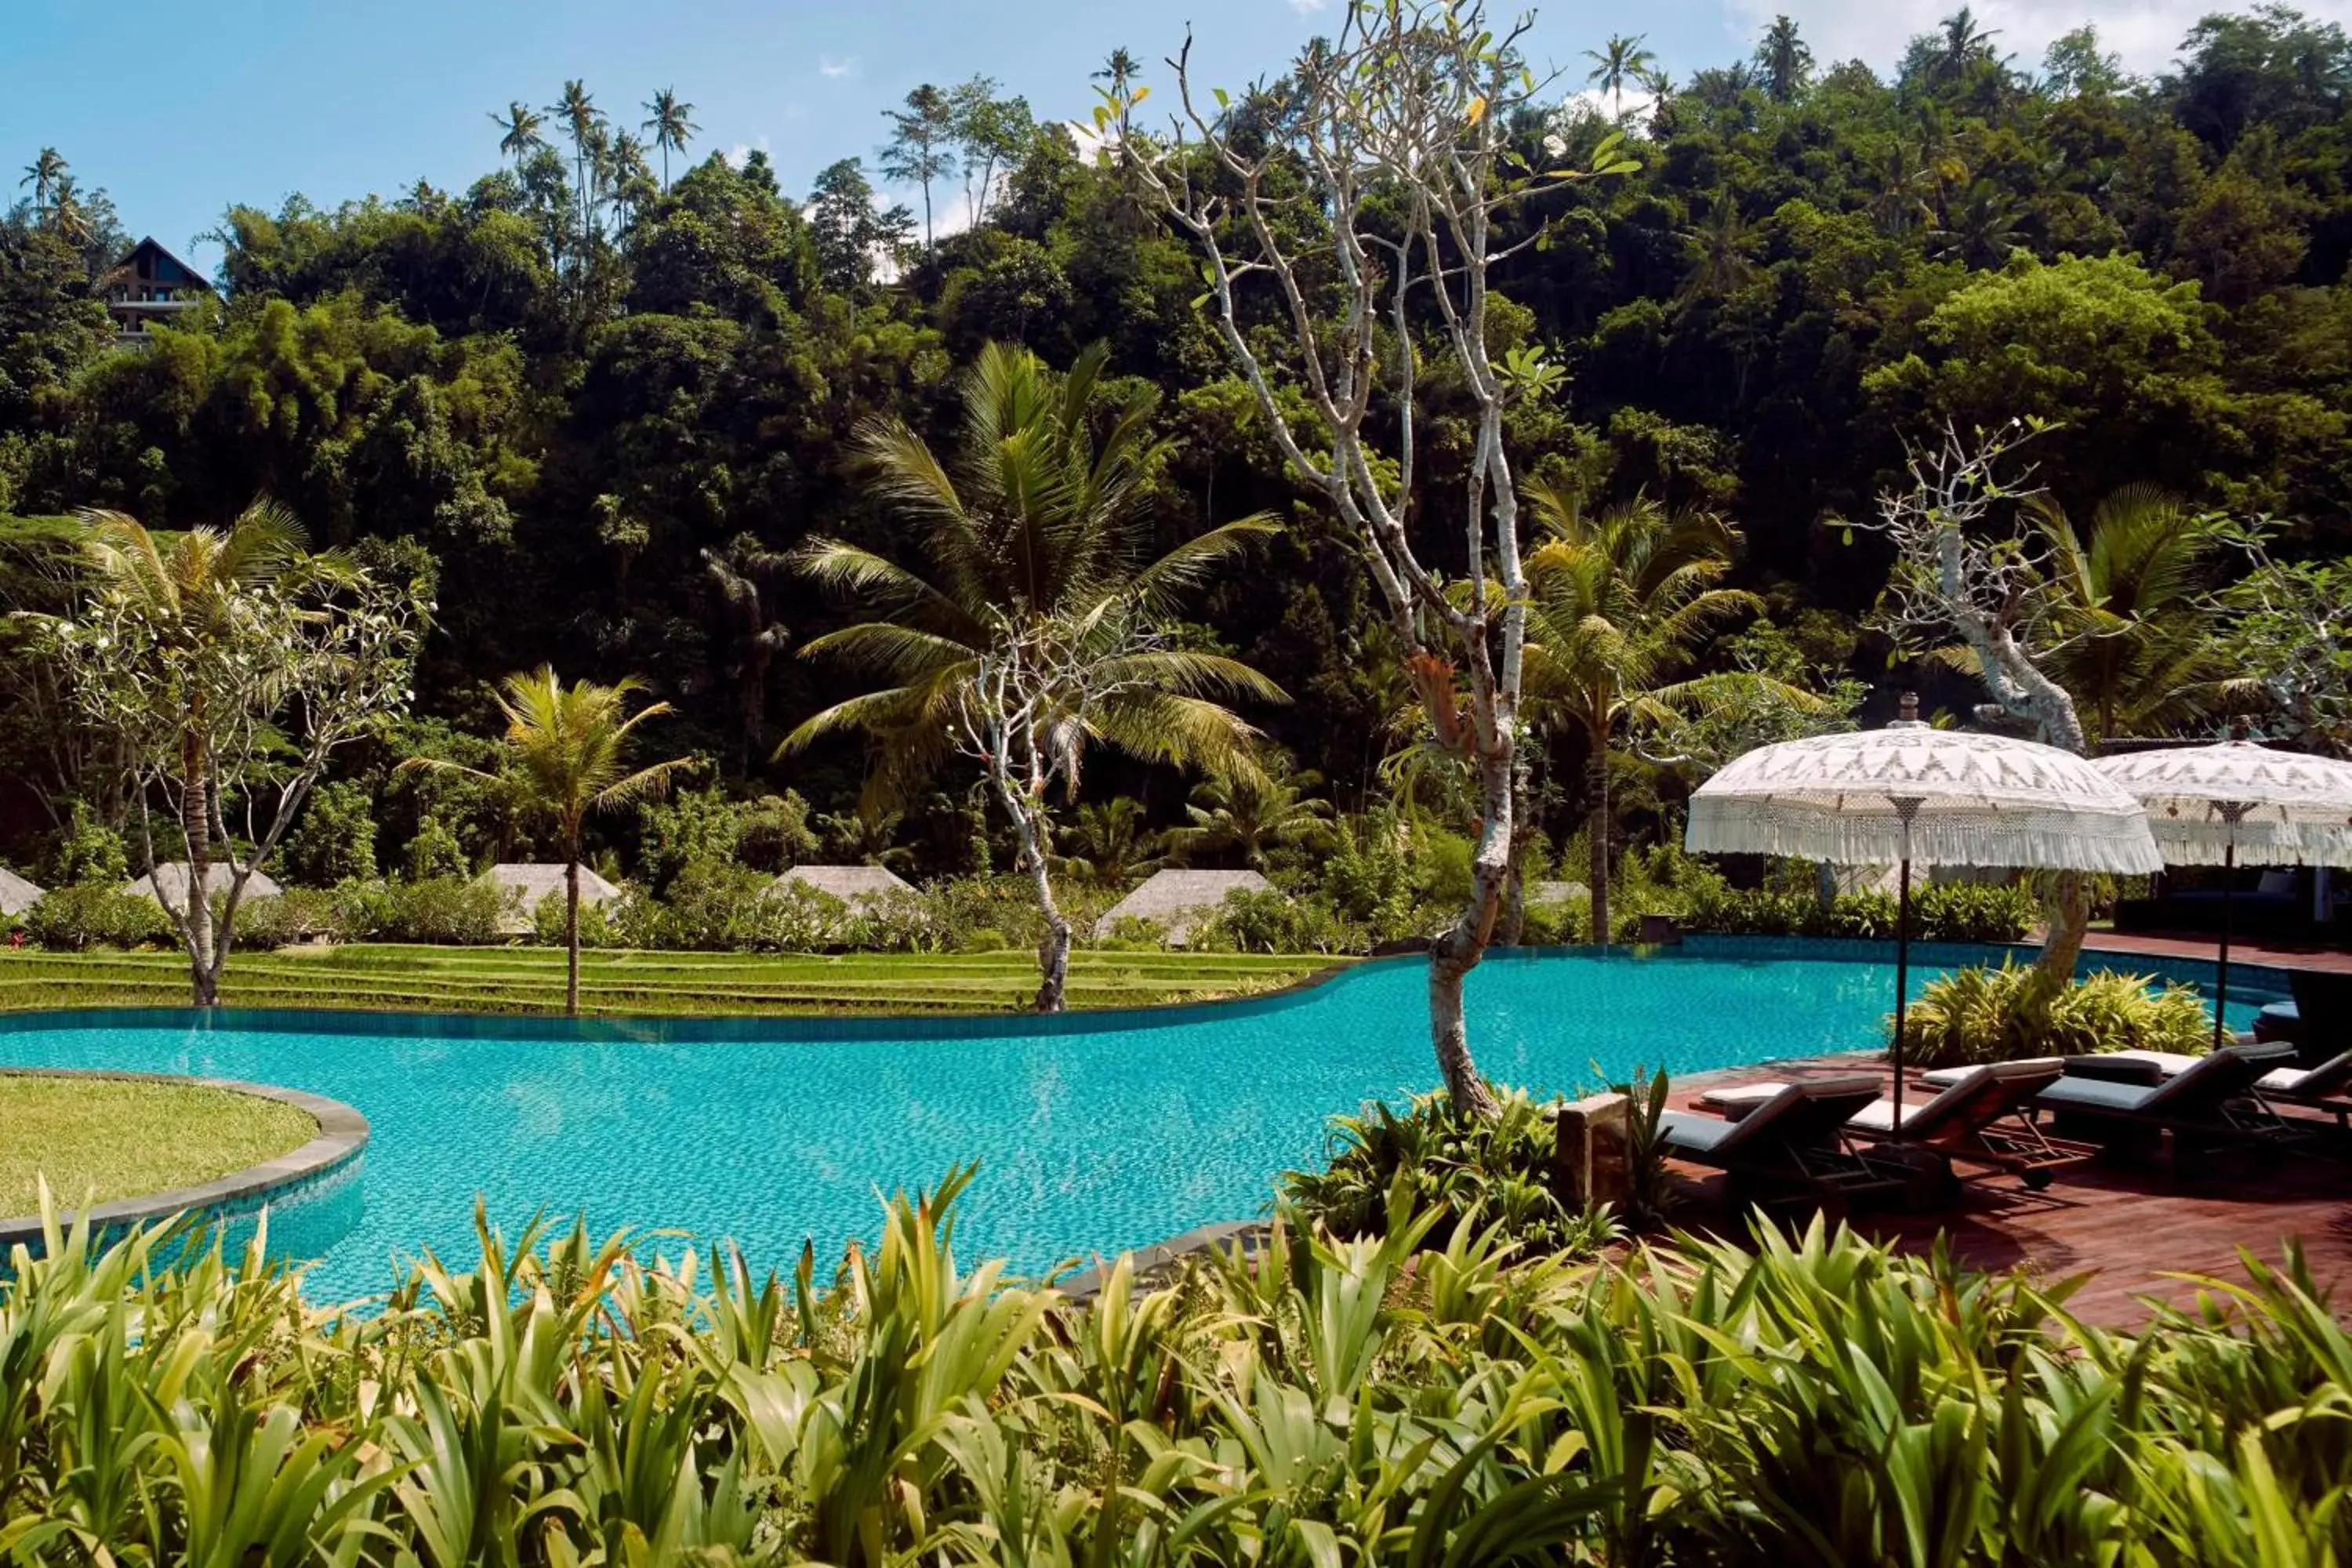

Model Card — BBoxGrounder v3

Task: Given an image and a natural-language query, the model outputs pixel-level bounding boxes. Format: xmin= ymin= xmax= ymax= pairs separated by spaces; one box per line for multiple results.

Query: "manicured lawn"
xmin=0 ymin=1075 xmax=318 ymax=1217
xmin=0 ymin=945 xmax=1346 ymax=1017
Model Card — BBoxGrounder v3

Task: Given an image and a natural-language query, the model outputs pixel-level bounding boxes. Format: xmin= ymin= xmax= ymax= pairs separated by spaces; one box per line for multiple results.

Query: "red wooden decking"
xmin=1663 ymin=1058 xmax=2352 ymax=1327
xmin=2079 ymin=929 xmax=2352 ymax=975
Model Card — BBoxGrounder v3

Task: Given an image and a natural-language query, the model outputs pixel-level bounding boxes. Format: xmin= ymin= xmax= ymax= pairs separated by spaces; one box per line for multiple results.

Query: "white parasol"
xmin=2093 ymin=731 xmax=2352 ymax=1051
xmin=1686 ymin=695 xmax=2164 ymax=1134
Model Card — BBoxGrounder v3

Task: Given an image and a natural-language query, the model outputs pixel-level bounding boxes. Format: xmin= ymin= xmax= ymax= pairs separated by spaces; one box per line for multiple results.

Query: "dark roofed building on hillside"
xmin=101 ymin=238 xmax=212 ymax=347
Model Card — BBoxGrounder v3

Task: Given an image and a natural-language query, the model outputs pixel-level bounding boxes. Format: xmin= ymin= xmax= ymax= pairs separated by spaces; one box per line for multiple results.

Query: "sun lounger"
xmin=1919 ymin=1050 xmax=2205 ymax=1091
xmin=2034 ymin=1040 xmax=2302 ymax=1156
xmin=1697 ymin=1062 xmax=2083 ymax=1189
xmin=1657 ymin=1076 xmax=1903 ymax=1199
xmin=2253 ymin=1047 xmax=2352 ymax=1128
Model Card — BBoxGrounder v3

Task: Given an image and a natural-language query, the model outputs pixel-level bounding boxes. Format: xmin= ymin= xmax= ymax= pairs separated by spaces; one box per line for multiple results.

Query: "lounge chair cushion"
xmin=1921 ymin=1058 xmax=2061 ymax=1088
xmin=2260 ymin=1049 xmax=2352 ymax=1099
xmin=2036 ymin=1075 xmax=2162 ymax=1114
xmin=1693 ymin=1082 xmax=1791 ymax=1117
xmin=1656 ymin=1109 xmax=1740 ymax=1155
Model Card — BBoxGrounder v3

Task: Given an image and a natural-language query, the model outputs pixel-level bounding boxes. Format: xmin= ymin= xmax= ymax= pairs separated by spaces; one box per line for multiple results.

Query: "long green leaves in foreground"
xmin=0 ymin=1178 xmax=2344 ymax=1564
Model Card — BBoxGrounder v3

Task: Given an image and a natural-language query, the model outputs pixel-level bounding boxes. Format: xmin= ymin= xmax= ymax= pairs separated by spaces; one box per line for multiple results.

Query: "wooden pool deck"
xmin=1663 ymin=1057 xmax=2352 ymax=1327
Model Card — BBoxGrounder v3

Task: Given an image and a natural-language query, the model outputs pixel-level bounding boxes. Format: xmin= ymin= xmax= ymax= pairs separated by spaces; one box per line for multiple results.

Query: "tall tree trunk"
xmin=1494 ymin=746 xmax=1534 ymax=947
xmin=2033 ymin=870 xmax=2092 ymax=994
xmin=564 ymin=826 xmax=583 ymax=1017
xmin=993 ymin=766 xmax=1070 ymax=1013
xmin=181 ymin=732 xmax=216 ymax=1007
xmin=1428 ymin=742 xmax=1510 ymax=1120
xmin=1586 ymin=740 xmax=1611 ymax=949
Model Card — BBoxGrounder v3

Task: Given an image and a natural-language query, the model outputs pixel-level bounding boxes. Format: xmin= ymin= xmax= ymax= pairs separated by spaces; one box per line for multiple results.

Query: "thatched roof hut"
xmin=764 ymin=865 xmax=916 ymax=909
xmin=485 ymin=862 xmax=623 ymax=935
xmin=124 ymin=862 xmax=282 ymax=906
xmin=0 ymin=868 xmax=45 ymax=916
xmin=1095 ymin=869 xmax=1274 ymax=946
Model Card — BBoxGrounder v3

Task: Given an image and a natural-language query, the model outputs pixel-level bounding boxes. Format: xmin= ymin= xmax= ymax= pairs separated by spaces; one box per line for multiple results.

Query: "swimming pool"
xmin=0 ymin=946 xmax=2274 ymax=1300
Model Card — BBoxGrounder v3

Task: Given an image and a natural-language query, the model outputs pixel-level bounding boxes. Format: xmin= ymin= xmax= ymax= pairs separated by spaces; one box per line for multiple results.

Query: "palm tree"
xmin=2027 ymin=487 xmax=2234 ymax=742
xmin=1755 ymin=16 xmax=1813 ymax=102
xmin=19 ymin=147 xmax=67 ymax=219
xmin=1584 ymin=34 xmax=1655 ymax=120
xmin=490 ymin=103 xmax=546 ymax=165
xmin=1094 ymin=49 xmax=1142 ymax=93
xmin=1167 ymin=759 xmax=1336 ymax=869
xmin=1521 ymin=488 xmax=1762 ymax=946
xmin=548 ymin=80 xmax=604 ymax=255
xmin=1057 ymin=797 xmax=1167 ymax=885
xmin=403 ymin=669 xmax=691 ymax=1014
xmin=642 ymin=87 xmax=699 ymax=190
xmin=783 ymin=341 xmax=1283 ymax=1008
xmin=1681 ymin=198 xmax=1756 ymax=297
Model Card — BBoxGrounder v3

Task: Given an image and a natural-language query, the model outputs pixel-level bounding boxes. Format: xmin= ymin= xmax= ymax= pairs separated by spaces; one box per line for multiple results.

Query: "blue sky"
xmin=5 ymin=0 xmax=2268 ymax=274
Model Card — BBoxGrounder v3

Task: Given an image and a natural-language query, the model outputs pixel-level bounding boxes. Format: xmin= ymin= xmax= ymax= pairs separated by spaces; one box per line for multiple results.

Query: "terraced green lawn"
xmin=0 ymin=945 xmax=1345 ymax=1017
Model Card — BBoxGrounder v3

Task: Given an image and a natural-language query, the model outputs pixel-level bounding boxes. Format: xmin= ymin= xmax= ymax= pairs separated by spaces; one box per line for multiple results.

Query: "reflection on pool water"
xmin=0 ymin=946 xmax=2270 ymax=1301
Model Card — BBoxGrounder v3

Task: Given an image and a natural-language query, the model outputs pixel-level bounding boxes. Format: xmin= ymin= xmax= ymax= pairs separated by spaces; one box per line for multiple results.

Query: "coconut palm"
xmin=490 ymin=103 xmax=546 ymax=165
xmin=1584 ymin=34 xmax=1655 ymax=120
xmin=1167 ymin=757 xmax=1336 ymax=869
xmin=2025 ymin=487 xmax=2236 ymax=742
xmin=784 ymin=341 xmax=1283 ymax=1007
xmin=19 ymin=147 xmax=67 ymax=219
xmin=1056 ymin=797 xmax=1167 ymax=884
xmin=1754 ymin=16 xmax=1813 ymax=101
xmin=403 ymin=669 xmax=691 ymax=1014
xmin=1522 ymin=488 xmax=1765 ymax=946
xmin=642 ymin=87 xmax=699 ymax=190
xmin=548 ymin=80 xmax=604 ymax=252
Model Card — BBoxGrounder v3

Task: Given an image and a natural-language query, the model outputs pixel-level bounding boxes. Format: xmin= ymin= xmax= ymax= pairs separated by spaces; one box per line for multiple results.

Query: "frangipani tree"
xmin=37 ymin=503 xmax=427 ymax=1005
xmin=784 ymin=342 xmax=1283 ymax=1011
xmin=1119 ymin=0 xmax=1637 ymax=1116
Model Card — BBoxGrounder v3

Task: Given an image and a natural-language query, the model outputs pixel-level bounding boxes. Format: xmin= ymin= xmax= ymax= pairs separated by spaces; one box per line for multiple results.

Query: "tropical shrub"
xmin=233 ymin=886 xmax=346 ymax=946
xmin=532 ymin=886 xmax=619 ymax=949
xmin=1897 ymin=960 xmax=2215 ymax=1068
xmin=38 ymin=799 xmax=128 ymax=887
xmin=0 ymin=1176 xmax=2346 ymax=1565
xmin=279 ymin=778 xmax=379 ymax=885
xmin=332 ymin=875 xmax=508 ymax=945
xmin=1686 ymin=880 xmax=2036 ymax=943
xmin=1194 ymin=886 xmax=1352 ymax=954
xmin=20 ymin=884 xmax=173 ymax=949
xmin=1283 ymin=1086 xmax=1624 ymax=1252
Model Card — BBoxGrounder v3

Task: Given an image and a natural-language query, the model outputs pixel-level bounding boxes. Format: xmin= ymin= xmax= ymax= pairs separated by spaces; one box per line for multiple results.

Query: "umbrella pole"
xmin=1893 ymin=854 xmax=1911 ymax=1136
xmin=1890 ymin=800 xmax=1921 ymax=1139
xmin=2212 ymin=812 xmax=2239 ymax=1056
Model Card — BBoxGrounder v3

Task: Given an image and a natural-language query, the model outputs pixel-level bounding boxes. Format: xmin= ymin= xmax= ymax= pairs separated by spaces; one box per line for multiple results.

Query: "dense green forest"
xmin=3 ymin=3 xmax=2349 ymax=882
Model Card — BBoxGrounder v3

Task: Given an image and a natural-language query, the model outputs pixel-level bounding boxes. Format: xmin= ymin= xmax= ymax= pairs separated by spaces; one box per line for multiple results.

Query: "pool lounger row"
xmin=1675 ymin=1040 xmax=2346 ymax=1203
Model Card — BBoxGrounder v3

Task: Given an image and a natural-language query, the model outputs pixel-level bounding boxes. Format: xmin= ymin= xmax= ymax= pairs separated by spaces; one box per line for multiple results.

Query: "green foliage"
xmin=231 ymin=886 xmax=346 ymax=947
xmin=401 ymin=815 xmax=470 ymax=880
xmin=1688 ymin=878 xmax=2038 ymax=942
xmin=1283 ymin=1087 xmax=1625 ymax=1254
xmin=333 ymin=876 xmax=508 ymax=945
xmin=1 ymin=1173 xmax=2347 ymax=1563
xmin=1897 ymin=960 xmax=2215 ymax=1068
xmin=278 ymin=779 xmax=379 ymax=886
xmin=20 ymin=884 xmax=173 ymax=949
xmin=38 ymin=800 xmax=125 ymax=887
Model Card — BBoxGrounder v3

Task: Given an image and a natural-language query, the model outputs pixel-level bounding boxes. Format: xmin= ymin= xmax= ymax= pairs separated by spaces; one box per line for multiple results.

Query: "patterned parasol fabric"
xmin=2092 ymin=740 xmax=2352 ymax=869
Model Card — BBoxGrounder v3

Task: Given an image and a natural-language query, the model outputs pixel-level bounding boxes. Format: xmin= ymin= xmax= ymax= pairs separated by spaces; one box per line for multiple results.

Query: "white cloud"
xmin=1290 ymin=0 xmax=1332 ymax=13
xmin=724 ymin=136 xmax=773 ymax=168
xmin=819 ymin=55 xmax=858 ymax=78
xmin=1718 ymin=0 xmax=2213 ymax=77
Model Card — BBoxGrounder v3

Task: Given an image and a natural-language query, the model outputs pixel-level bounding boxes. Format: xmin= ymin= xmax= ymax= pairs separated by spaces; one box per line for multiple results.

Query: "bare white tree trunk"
xmin=1125 ymin=1 xmax=1630 ymax=1116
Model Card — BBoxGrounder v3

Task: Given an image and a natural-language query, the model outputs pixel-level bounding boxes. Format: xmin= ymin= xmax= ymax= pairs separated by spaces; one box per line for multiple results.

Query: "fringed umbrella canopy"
xmin=1687 ymin=723 xmax=2165 ymax=874
xmin=2092 ymin=740 xmax=2352 ymax=869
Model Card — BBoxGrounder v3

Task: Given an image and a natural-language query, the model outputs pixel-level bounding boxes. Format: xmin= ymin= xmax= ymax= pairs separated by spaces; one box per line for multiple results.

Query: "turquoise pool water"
xmin=0 ymin=948 xmax=2271 ymax=1300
